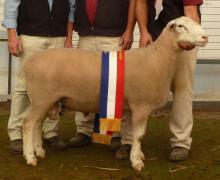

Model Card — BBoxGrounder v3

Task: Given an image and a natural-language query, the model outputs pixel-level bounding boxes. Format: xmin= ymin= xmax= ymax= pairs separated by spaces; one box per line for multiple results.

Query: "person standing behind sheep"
xmin=69 ymin=0 xmax=136 ymax=160
xmin=2 ymin=0 xmax=75 ymax=155
xmin=136 ymin=0 xmax=203 ymax=162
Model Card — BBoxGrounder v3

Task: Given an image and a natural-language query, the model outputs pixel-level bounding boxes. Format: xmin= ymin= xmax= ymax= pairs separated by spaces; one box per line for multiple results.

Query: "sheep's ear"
xmin=167 ymin=20 xmax=177 ymax=31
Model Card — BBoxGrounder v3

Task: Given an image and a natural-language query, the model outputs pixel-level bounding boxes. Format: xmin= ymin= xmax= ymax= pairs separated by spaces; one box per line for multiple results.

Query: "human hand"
xmin=8 ymin=29 xmax=22 ymax=57
xmin=119 ymin=30 xmax=133 ymax=50
xmin=64 ymin=39 xmax=73 ymax=48
xmin=139 ymin=30 xmax=153 ymax=48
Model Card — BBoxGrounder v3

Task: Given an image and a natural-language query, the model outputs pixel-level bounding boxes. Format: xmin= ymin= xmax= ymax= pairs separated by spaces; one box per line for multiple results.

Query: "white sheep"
xmin=22 ymin=17 xmax=208 ymax=171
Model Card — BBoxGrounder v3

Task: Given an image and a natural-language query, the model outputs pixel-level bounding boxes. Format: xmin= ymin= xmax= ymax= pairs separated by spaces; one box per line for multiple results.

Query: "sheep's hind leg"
xmin=130 ymin=107 xmax=150 ymax=171
xmin=34 ymin=103 xmax=59 ymax=158
xmin=23 ymin=106 xmax=47 ymax=166
xmin=34 ymin=103 xmax=60 ymax=158
xmin=34 ymin=120 xmax=46 ymax=159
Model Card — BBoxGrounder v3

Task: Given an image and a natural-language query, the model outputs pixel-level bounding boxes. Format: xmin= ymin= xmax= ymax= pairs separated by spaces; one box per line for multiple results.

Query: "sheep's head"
xmin=167 ymin=16 xmax=208 ymax=50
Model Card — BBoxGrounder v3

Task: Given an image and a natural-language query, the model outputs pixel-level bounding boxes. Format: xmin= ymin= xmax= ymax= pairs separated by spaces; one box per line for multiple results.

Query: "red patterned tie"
xmin=86 ymin=0 xmax=98 ymax=26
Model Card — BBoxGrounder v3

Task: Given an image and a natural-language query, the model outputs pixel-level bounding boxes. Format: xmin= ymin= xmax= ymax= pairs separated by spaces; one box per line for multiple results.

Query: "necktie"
xmin=86 ymin=0 xmax=98 ymax=26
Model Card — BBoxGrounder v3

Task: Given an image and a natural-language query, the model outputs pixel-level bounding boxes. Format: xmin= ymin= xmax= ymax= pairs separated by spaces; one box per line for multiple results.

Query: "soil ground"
xmin=0 ymin=102 xmax=220 ymax=180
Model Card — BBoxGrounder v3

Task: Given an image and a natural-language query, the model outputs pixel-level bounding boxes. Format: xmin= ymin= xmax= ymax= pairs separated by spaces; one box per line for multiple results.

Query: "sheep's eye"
xmin=178 ymin=25 xmax=184 ymax=28
xmin=178 ymin=24 xmax=189 ymax=32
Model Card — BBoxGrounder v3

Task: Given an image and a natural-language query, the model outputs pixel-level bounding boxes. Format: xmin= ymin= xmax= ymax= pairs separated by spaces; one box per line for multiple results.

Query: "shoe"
xmin=169 ymin=147 xmax=189 ymax=162
xmin=110 ymin=137 xmax=121 ymax=152
xmin=44 ymin=136 xmax=67 ymax=151
xmin=69 ymin=133 xmax=91 ymax=147
xmin=10 ymin=139 xmax=23 ymax=155
xmin=115 ymin=144 xmax=131 ymax=160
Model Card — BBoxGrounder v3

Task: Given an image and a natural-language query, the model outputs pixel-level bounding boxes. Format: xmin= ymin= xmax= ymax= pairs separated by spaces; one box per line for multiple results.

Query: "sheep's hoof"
xmin=26 ymin=155 xmax=38 ymax=167
xmin=140 ymin=151 xmax=145 ymax=161
xmin=35 ymin=148 xmax=46 ymax=159
xmin=132 ymin=161 xmax=145 ymax=171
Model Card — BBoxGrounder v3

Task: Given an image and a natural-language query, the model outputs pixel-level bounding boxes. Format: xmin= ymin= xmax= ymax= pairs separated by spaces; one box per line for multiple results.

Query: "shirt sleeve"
xmin=2 ymin=0 xmax=21 ymax=29
xmin=183 ymin=0 xmax=203 ymax=6
xmin=68 ymin=0 xmax=75 ymax=23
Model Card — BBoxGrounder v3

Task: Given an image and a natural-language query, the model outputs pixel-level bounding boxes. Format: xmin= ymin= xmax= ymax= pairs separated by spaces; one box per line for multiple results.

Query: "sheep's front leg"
xmin=130 ymin=108 xmax=150 ymax=171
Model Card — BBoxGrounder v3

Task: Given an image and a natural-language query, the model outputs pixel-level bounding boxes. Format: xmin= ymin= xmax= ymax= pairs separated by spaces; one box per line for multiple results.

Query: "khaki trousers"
xmin=8 ymin=35 xmax=65 ymax=141
xmin=75 ymin=36 xmax=133 ymax=145
xmin=170 ymin=48 xmax=198 ymax=149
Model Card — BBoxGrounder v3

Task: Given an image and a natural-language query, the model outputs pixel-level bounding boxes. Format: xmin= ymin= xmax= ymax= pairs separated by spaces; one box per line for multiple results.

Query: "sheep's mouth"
xmin=194 ymin=41 xmax=208 ymax=47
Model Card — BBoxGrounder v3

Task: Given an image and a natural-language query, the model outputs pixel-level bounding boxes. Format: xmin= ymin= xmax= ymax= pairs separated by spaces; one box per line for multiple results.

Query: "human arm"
xmin=65 ymin=22 xmax=74 ymax=48
xmin=119 ymin=0 xmax=136 ymax=50
xmin=64 ymin=0 xmax=75 ymax=48
xmin=136 ymin=0 xmax=153 ymax=47
xmin=183 ymin=0 xmax=203 ymax=23
xmin=2 ymin=0 xmax=22 ymax=56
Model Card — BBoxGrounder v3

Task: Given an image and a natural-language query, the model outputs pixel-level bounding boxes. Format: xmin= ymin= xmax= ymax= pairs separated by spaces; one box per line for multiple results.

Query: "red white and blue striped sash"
xmin=92 ymin=51 xmax=125 ymax=144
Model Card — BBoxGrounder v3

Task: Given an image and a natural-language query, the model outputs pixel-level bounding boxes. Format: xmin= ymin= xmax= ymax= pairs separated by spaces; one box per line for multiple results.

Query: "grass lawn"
xmin=0 ymin=103 xmax=220 ymax=180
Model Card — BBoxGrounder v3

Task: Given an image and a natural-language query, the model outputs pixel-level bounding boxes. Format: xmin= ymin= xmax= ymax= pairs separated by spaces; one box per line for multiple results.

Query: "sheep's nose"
xmin=201 ymin=35 xmax=208 ymax=43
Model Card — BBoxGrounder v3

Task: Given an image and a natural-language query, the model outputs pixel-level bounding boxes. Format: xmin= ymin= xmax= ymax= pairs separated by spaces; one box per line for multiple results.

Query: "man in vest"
xmin=136 ymin=0 xmax=203 ymax=161
xmin=2 ymin=0 xmax=75 ymax=155
xmin=69 ymin=0 xmax=135 ymax=160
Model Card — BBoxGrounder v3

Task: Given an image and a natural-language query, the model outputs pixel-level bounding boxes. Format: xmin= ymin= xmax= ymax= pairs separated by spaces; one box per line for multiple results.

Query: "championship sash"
xmin=92 ymin=51 xmax=125 ymax=145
